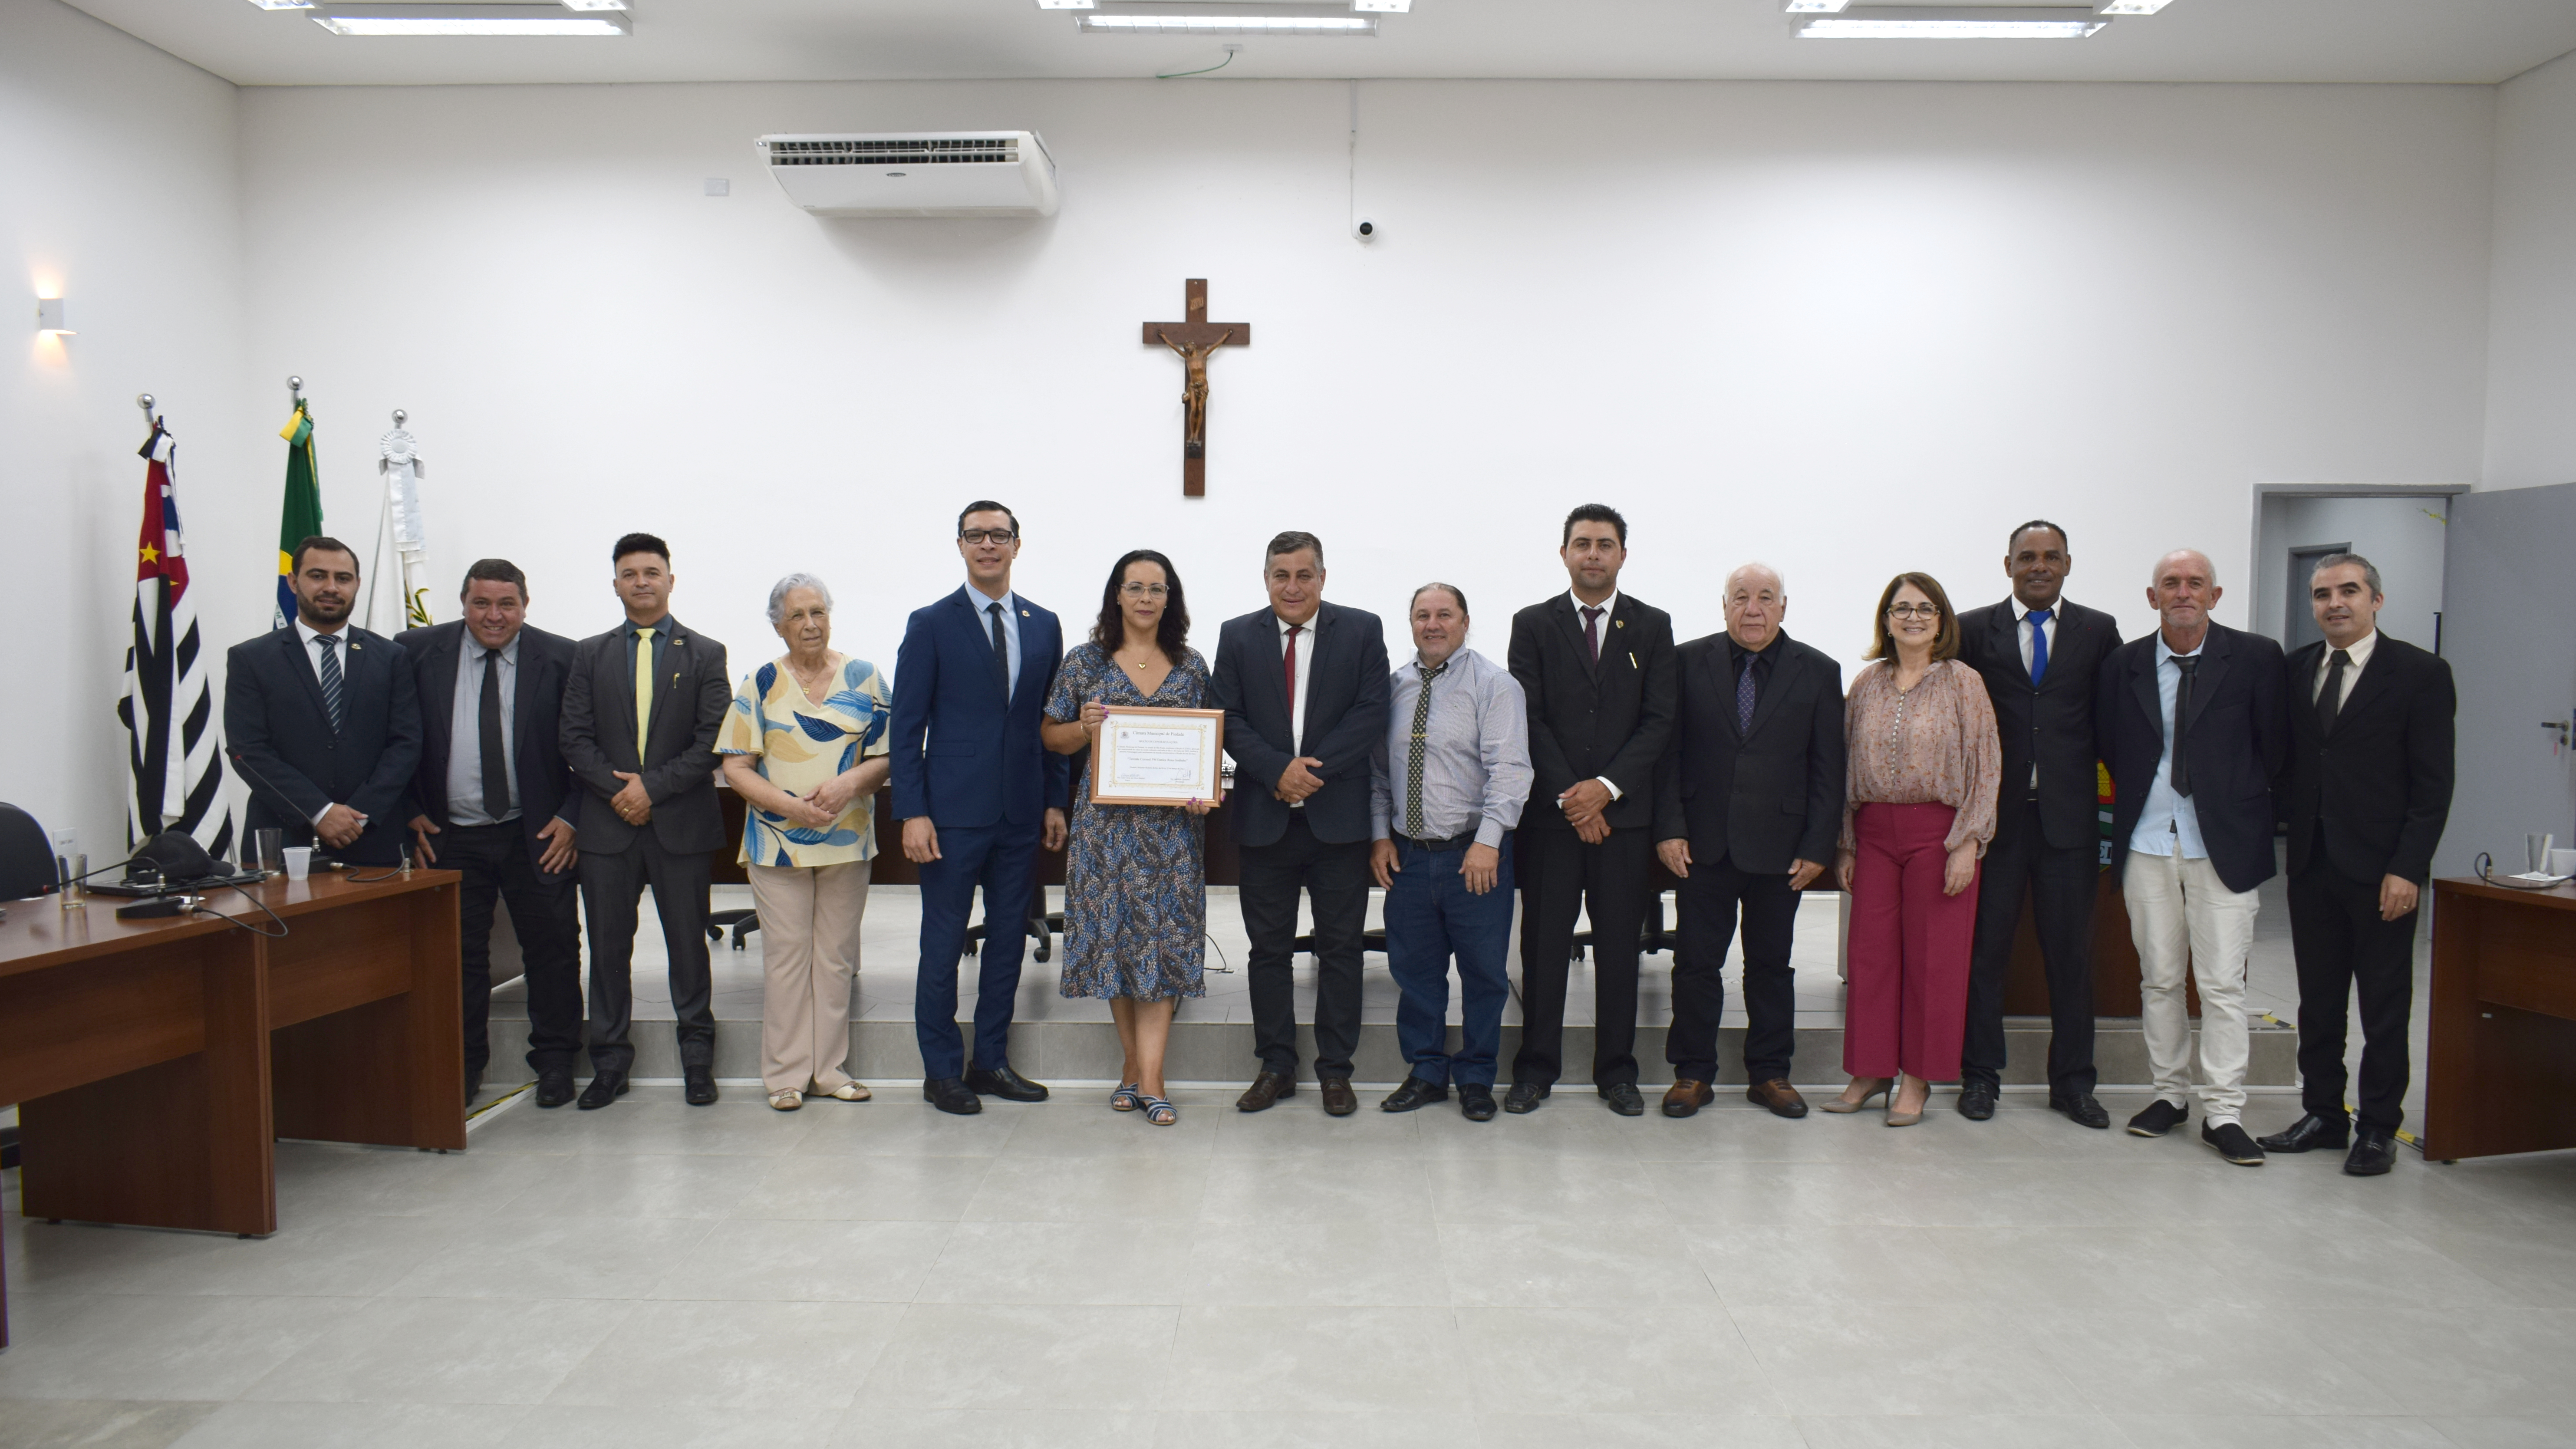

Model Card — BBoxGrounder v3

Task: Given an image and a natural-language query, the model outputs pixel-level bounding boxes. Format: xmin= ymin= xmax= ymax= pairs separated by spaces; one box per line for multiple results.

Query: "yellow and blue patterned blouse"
xmin=714 ymin=654 xmax=892 ymax=868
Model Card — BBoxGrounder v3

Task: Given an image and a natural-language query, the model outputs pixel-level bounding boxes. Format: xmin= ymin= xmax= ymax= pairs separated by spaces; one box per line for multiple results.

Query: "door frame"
xmin=2249 ymin=482 xmax=2467 ymax=647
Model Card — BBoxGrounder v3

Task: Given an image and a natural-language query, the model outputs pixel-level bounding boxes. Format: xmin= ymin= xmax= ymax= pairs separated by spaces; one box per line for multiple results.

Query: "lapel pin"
xmin=1615 ymin=619 xmax=1626 ymax=629
xmin=1021 ymin=609 xmax=1031 ymax=618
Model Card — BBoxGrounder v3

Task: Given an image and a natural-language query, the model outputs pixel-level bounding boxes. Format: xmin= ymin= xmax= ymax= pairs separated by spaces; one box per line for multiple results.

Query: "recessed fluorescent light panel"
xmin=1795 ymin=6 xmax=2107 ymax=39
xmin=1351 ymin=0 xmax=1411 ymax=11
xmin=2097 ymin=0 xmax=2170 ymax=11
xmin=311 ymin=3 xmax=632 ymax=34
xmin=247 ymin=0 xmax=315 ymax=10
xmin=1783 ymin=0 xmax=1850 ymax=11
xmin=1034 ymin=0 xmax=1095 ymax=8
xmin=1074 ymin=3 xmax=1379 ymax=35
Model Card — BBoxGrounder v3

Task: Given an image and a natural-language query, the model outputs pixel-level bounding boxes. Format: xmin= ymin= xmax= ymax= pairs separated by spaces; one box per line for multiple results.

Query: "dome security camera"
xmin=1352 ymin=216 xmax=1378 ymax=242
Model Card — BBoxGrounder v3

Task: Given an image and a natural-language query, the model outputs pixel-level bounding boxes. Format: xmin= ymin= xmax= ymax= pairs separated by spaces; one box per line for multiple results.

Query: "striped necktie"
xmin=314 ymin=633 xmax=345 ymax=733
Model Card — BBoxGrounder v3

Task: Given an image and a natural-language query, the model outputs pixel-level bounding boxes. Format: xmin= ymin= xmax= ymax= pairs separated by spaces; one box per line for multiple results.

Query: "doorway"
xmin=2250 ymin=486 xmax=2461 ymax=655
xmin=2283 ymin=541 xmax=2349 ymax=655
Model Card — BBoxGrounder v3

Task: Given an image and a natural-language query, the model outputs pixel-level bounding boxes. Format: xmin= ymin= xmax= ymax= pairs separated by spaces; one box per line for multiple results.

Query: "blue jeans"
xmin=1383 ymin=832 xmax=1515 ymax=1088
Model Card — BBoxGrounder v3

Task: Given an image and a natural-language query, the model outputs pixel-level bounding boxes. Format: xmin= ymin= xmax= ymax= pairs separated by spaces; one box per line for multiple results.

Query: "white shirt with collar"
xmin=1565 ymin=588 xmax=1626 ymax=803
xmin=290 ymin=615 xmax=352 ymax=825
xmin=968 ymin=582 xmax=1022 ymax=703
xmin=2313 ymin=628 xmax=2378 ymax=709
xmin=2014 ymin=599 xmax=2061 ymax=676
xmin=1276 ymin=613 xmax=1320 ymax=807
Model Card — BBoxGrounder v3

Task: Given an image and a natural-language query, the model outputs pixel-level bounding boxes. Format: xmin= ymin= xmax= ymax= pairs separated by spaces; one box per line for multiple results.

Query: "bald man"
xmin=2096 ymin=549 xmax=2287 ymax=1167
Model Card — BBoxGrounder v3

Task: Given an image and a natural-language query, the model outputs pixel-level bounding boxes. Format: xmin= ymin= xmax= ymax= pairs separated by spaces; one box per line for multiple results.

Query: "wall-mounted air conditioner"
xmin=755 ymin=132 xmax=1060 ymax=217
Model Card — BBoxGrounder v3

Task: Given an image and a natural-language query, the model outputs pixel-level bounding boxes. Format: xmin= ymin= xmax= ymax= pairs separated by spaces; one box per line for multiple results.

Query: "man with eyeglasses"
xmin=889 ymin=502 xmax=1071 ymax=1115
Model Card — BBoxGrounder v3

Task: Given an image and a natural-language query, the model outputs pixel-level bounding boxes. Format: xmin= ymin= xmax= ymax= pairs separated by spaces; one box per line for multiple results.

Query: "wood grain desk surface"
xmin=0 ymin=869 xmax=464 ymax=979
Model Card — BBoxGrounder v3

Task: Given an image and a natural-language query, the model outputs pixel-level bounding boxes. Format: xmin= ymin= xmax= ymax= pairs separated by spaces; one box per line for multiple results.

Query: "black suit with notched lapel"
xmin=1508 ymin=591 xmax=1677 ymax=1091
xmin=2279 ymin=632 xmax=2454 ymax=1134
xmin=1211 ymin=600 xmax=1391 ymax=1081
xmin=224 ymin=623 xmax=422 ymax=867
xmin=1953 ymin=597 xmax=2121 ymax=1098
xmin=1651 ymin=627 xmax=1843 ymax=1084
xmin=559 ymin=613 xmax=731 ymax=1077
xmin=396 ymin=620 xmax=586 ymax=1081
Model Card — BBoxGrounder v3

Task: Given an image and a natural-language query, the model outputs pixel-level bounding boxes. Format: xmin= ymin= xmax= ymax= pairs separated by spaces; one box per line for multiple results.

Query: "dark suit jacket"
xmin=559 ymin=613 xmax=731 ymax=856
xmin=1651 ymin=628 xmax=1845 ymax=873
xmin=1211 ymin=601 xmax=1390 ymax=849
xmin=394 ymin=620 xmax=584 ymax=873
xmin=2280 ymin=633 xmax=2455 ymax=886
xmin=1956 ymin=596 xmax=2121 ymax=851
xmin=1508 ymin=592 xmax=1677 ymax=834
xmin=224 ymin=623 xmax=423 ymax=866
xmin=886 ymin=586 xmax=1071 ymax=831
xmin=2097 ymin=621 xmax=2288 ymax=894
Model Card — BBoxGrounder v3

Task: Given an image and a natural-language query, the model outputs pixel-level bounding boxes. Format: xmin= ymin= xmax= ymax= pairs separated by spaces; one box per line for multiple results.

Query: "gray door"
xmin=2437 ymin=482 xmax=2576 ymax=877
xmin=2284 ymin=542 xmax=2349 ymax=655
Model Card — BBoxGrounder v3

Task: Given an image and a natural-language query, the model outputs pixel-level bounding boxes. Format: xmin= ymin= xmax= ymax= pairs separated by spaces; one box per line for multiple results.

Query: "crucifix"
xmin=1142 ymin=278 xmax=1251 ymax=497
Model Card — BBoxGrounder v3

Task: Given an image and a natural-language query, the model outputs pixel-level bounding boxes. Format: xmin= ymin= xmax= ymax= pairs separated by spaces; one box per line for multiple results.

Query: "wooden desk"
xmin=0 ymin=870 xmax=463 ymax=1346
xmin=2426 ymin=876 xmax=2576 ymax=1162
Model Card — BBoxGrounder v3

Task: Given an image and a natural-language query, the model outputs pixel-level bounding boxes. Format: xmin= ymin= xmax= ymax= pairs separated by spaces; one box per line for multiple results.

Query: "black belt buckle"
xmin=1398 ymin=830 xmax=1473 ymax=853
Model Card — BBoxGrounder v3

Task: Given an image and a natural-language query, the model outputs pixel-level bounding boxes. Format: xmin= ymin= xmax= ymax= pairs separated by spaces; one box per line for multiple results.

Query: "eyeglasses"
xmin=1886 ymin=603 xmax=1942 ymax=620
xmin=959 ymin=528 xmax=1018 ymax=545
xmin=1119 ymin=583 xmax=1169 ymax=599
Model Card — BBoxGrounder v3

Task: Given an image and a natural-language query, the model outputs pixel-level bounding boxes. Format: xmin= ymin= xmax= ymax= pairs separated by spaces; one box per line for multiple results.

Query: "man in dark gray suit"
xmin=559 ymin=532 xmax=731 ymax=1110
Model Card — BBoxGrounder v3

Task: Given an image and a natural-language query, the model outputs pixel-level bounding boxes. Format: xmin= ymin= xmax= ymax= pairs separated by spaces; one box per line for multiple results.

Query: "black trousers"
xmin=1514 ymin=825 xmax=1651 ymax=1089
xmin=577 ymin=829 xmax=715 ymax=1074
xmin=1667 ymin=853 xmax=1801 ymax=1083
xmin=2289 ymin=838 xmax=2419 ymax=1133
xmin=1239 ymin=813 xmax=1372 ymax=1079
xmin=443 ymin=822 xmax=584 ymax=1077
xmin=1961 ymin=797 xmax=2099 ymax=1095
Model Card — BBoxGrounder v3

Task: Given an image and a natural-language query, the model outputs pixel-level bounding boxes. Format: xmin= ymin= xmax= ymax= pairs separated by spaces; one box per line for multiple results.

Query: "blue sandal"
xmin=1110 ymin=1083 xmax=1142 ymax=1112
xmin=1139 ymin=1095 xmax=1178 ymax=1126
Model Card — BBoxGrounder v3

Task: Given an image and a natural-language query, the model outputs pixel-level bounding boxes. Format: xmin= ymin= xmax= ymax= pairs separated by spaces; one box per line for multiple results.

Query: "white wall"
xmin=2484 ymin=46 xmax=2576 ymax=491
xmin=0 ymin=0 xmax=248 ymax=863
xmin=219 ymin=77 xmax=2494 ymax=698
xmin=2252 ymin=492 xmax=2450 ymax=649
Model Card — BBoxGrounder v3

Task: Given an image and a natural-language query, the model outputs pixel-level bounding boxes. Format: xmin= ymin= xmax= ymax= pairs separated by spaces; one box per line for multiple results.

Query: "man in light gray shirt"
xmin=1370 ymin=583 xmax=1533 ymax=1121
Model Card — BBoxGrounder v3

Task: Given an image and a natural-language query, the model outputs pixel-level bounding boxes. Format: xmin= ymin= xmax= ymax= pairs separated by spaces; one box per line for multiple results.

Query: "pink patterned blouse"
xmin=1838 ymin=658 xmax=2002 ymax=856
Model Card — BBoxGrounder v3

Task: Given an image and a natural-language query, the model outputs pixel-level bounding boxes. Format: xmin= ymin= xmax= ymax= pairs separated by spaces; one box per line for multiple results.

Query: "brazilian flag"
xmin=273 ymin=401 xmax=321 ymax=629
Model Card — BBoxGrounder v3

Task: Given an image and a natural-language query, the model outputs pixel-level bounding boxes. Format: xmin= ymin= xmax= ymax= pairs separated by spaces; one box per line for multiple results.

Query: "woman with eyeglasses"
xmin=1825 ymin=572 xmax=2001 ymax=1126
xmin=1040 ymin=550 xmax=1219 ymax=1125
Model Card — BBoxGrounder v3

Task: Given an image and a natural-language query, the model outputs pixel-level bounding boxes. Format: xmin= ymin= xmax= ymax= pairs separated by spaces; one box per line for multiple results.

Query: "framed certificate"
xmin=1090 ymin=706 xmax=1227 ymax=807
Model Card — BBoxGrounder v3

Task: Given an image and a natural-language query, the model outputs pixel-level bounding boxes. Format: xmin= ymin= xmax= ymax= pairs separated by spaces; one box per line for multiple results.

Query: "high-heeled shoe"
xmin=1820 ymin=1079 xmax=1892 ymax=1114
xmin=1885 ymin=1100 xmax=1925 ymax=1127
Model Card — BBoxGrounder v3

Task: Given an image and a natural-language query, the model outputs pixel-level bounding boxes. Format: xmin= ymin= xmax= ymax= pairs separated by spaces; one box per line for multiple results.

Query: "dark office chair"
xmin=707 ymin=908 xmax=761 ymax=951
xmin=963 ymin=880 xmax=1061 ymax=963
xmin=0 ymin=802 xmax=59 ymax=903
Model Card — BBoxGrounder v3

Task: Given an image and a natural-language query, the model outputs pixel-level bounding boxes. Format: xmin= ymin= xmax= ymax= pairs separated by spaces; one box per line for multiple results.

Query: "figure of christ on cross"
xmin=1141 ymin=278 xmax=1250 ymax=497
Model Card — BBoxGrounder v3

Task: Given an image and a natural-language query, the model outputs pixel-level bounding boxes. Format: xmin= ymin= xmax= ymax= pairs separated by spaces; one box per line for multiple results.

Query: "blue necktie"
xmin=2027 ymin=607 xmax=2052 ymax=686
xmin=315 ymin=633 xmax=345 ymax=733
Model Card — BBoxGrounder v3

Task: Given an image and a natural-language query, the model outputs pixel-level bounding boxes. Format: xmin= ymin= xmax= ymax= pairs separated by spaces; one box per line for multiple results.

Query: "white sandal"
xmin=768 ymin=1089 xmax=803 ymax=1111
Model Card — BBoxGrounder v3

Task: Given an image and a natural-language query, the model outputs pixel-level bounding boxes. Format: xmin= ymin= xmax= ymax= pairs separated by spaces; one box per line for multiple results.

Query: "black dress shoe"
xmin=2127 ymin=1099 xmax=2188 ymax=1137
xmin=964 ymin=1063 xmax=1050 ymax=1102
xmin=2344 ymin=1127 xmax=2398 ymax=1177
xmin=1380 ymin=1077 xmax=1449 ymax=1113
xmin=1601 ymin=1083 xmax=1646 ymax=1117
xmin=1957 ymin=1080 xmax=1998 ymax=1120
xmin=2201 ymin=1120 xmax=2266 ymax=1166
xmin=1319 ymin=1078 xmax=1359 ymax=1116
xmin=1458 ymin=1084 xmax=1498 ymax=1122
xmin=2256 ymin=1112 xmax=2351 ymax=1154
xmin=1236 ymin=1071 xmax=1296 ymax=1112
xmin=924 ymin=1077 xmax=982 ymax=1114
xmin=1503 ymin=1081 xmax=1548 ymax=1115
xmin=576 ymin=1071 xmax=628 ymax=1110
xmin=2051 ymin=1091 xmax=2111 ymax=1130
xmin=684 ymin=1068 xmax=718 ymax=1106
xmin=534 ymin=1071 xmax=576 ymax=1109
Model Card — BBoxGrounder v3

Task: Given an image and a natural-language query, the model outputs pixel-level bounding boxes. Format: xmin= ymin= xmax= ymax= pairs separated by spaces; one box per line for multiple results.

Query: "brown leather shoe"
xmin=1746 ymin=1078 xmax=1810 ymax=1119
xmin=1662 ymin=1080 xmax=1716 ymax=1117
xmin=1236 ymin=1070 xmax=1297 ymax=1113
xmin=1319 ymin=1077 xmax=1359 ymax=1116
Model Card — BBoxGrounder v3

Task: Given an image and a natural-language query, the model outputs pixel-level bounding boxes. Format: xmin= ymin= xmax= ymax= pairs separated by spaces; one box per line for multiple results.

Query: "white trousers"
xmin=2122 ymin=849 xmax=2260 ymax=1124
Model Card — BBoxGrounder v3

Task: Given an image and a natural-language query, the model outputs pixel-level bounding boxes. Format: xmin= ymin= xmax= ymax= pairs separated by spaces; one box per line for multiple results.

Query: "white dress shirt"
xmin=969 ymin=582 xmax=1022 ymax=702
xmin=2313 ymin=628 xmax=2378 ymax=708
xmin=291 ymin=616 xmax=352 ymax=825
xmin=1277 ymin=613 xmax=1318 ymax=804
xmin=2015 ymin=600 xmax=2060 ymax=676
xmin=2128 ymin=631 xmax=2210 ymax=862
xmin=1565 ymin=588 xmax=1625 ymax=802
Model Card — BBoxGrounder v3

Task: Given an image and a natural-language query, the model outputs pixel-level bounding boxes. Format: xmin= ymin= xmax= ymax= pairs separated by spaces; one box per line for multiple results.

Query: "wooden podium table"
xmin=2425 ymin=876 xmax=2576 ymax=1162
xmin=0 ymin=869 xmax=463 ymax=1346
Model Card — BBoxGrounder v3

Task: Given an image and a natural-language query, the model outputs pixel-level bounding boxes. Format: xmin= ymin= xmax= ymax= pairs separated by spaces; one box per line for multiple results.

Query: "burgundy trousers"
xmin=1845 ymin=803 xmax=1981 ymax=1081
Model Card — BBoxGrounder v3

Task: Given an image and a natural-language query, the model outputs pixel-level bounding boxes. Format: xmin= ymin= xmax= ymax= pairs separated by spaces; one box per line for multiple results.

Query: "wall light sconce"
xmin=35 ymin=298 xmax=71 ymax=335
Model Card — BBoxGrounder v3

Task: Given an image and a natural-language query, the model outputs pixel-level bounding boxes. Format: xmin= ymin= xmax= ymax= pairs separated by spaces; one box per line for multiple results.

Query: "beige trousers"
xmin=2123 ymin=849 xmax=2260 ymax=1125
xmin=748 ymin=860 xmax=870 ymax=1094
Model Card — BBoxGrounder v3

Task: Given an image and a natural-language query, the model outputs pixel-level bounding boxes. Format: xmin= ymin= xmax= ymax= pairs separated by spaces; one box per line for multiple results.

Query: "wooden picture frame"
xmin=1089 ymin=705 xmax=1226 ymax=807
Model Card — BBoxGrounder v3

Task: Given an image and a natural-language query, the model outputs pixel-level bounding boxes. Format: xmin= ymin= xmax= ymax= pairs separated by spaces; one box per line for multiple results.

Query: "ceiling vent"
xmin=755 ymin=132 xmax=1061 ymax=217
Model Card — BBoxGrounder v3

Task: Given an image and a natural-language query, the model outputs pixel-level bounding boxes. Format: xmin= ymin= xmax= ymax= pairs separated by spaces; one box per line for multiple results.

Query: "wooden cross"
xmin=1142 ymin=278 xmax=1251 ymax=497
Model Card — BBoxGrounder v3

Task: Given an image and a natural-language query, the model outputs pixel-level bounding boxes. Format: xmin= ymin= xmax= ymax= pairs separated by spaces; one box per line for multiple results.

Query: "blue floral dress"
xmin=1045 ymin=642 xmax=1210 ymax=1001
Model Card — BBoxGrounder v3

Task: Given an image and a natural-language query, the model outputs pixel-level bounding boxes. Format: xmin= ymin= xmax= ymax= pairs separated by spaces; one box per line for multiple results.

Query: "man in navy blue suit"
xmin=889 ymin=501 xmax=1071 ymax=1115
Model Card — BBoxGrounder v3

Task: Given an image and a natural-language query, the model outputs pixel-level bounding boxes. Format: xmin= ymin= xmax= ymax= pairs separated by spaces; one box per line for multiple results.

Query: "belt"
xmin=1393 ymin=829 xmax=1477 ymax=853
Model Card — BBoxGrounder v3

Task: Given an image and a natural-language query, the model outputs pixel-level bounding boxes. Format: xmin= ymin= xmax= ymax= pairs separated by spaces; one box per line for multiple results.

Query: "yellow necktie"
xmin=633 ymin=625 xmax=657 ymax=762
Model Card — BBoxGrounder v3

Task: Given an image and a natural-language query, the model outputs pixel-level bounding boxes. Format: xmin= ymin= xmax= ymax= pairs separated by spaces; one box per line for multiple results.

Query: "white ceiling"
xmin=63 ymin=0 xmax=2576 ymax=88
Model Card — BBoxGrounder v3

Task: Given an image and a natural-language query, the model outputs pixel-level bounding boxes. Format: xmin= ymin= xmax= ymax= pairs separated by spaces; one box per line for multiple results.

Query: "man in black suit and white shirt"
xmin=1212 ymin=530 xmax=1391 ymax=1117
xmin=225 ymin=536 xmax=422 ymax=869
xmin=1954 ymin=521 xmax=2122 ymax=1130
xmin=559 ymin=532 xmax=733 ymax=1110
xmin=2258 ymin=554 xmax=2455 ymax=1176
xmin=398 ymin=560 xmax=586 ymax=1110
xmin=1508 ymin=504 xmax=1678 ymax=1116
xmin=1652 ymin=563 xmax=1843 ymax=1120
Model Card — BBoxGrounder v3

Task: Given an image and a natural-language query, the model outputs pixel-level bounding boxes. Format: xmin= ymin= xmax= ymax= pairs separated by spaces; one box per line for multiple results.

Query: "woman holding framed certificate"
xmin=1041 ymin=549 xmax=1220 ymax=1126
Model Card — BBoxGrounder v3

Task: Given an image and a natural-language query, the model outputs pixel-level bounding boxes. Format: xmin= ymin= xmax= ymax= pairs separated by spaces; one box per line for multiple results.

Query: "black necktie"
xmin=2316 ymin=648 xmax=2351 ymax=738
xmin=1582 ymin=606 xmax=1604 ymax=666
xmin=987 ymin=601 xmax=1011 ymax=699
xmin=480 ymin=647 xmax=512 ymax=820
xmin=2170 ymin=656 xmax=2198 ymax=798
